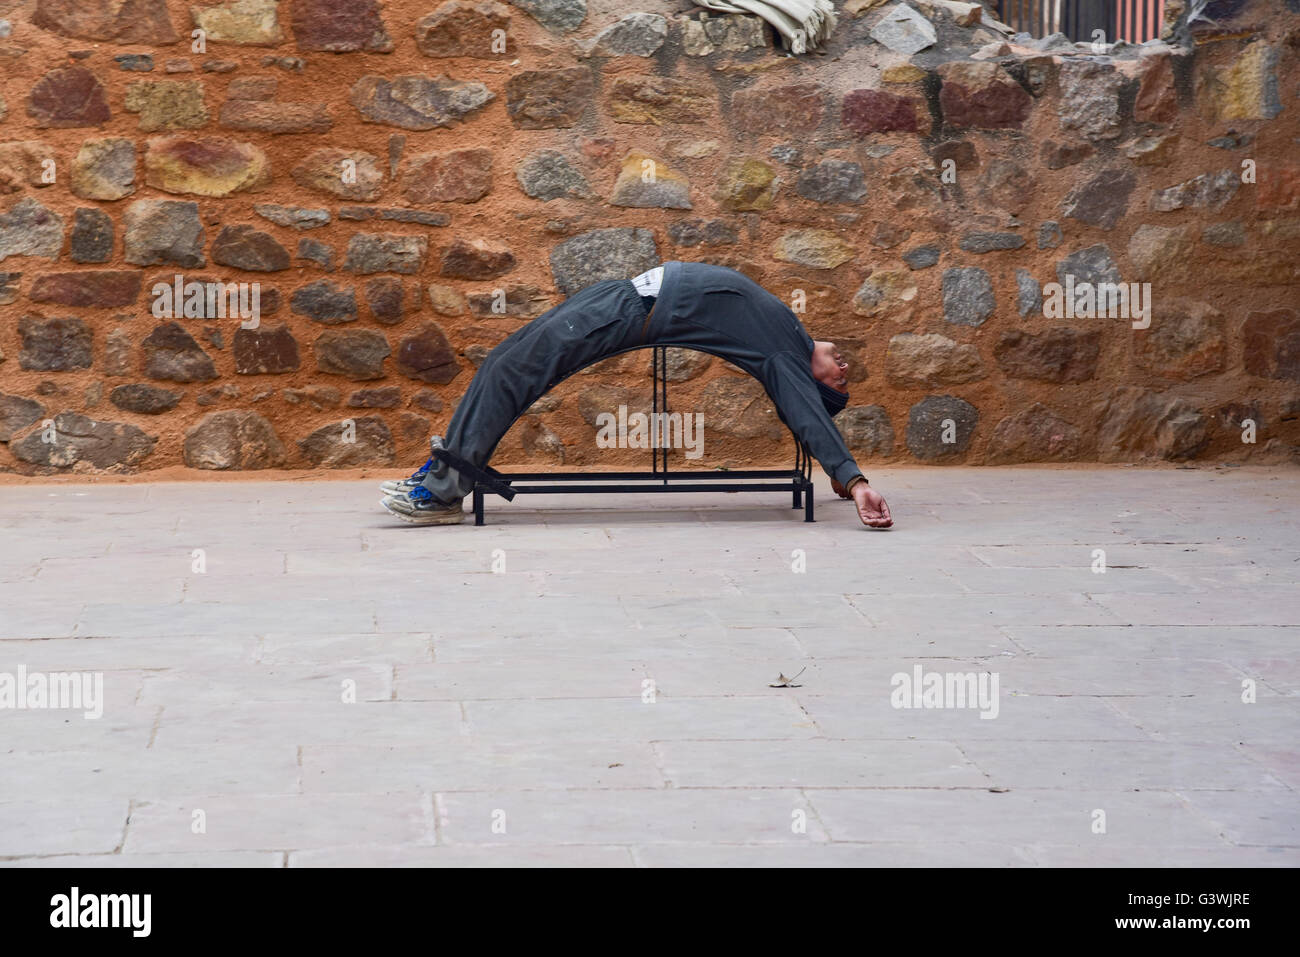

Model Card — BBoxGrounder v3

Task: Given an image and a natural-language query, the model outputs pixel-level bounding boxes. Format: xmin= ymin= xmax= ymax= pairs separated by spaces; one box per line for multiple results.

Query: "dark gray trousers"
xmin=420 ymin=279 xmax=652 ymax=503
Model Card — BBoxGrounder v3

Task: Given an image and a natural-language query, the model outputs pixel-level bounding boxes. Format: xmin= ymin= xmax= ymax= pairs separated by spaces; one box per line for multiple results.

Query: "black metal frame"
xmin=996 ymin=0 xmax=1117 ymax=42
xmin=432 ymin=345 xmax=817 ymax=526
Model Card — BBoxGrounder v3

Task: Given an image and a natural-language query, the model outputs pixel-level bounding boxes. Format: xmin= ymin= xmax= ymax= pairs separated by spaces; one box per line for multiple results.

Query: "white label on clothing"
xmin=631 ymin=266 xmax=664 ymax=298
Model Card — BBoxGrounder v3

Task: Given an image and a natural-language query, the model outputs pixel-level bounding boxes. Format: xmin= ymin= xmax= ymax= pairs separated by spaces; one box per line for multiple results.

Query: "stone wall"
xmin=0 ymin=0 xmax=1297 ymax=476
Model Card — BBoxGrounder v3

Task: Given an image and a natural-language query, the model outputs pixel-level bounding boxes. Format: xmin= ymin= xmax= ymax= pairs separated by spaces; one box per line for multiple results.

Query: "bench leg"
xmin=804 ymin=482 xmax=815 ymax=522
xmin=473 ymin=487 xmax=485 ymax=526
xmin=792 ymin=484 xmax=801 ymax=509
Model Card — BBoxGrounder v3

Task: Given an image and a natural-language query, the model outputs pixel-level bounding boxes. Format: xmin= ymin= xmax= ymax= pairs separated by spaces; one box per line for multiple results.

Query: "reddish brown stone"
xmin=1135 ymin=53 xmax=1179 ymax=124
xmin=364 ymin=277 xmax=407 ymax=325
xmin=416 ymin=1 xmax=514 ymax=58
xmin=841 ymin=89 xmax=919 ymax=135
xmin=733 ymin=82 xmax=826 ymax=135
xmin=1243 ymin=310 xmax=1300 ymax=381
xmin=228 ymin=77 xmax=279 ymax=101
xmin=257 ymin=286 xmax=282 ymax=315
xmin=298 ymin=416 xmax=394 ymax=466
xmin=871 ymin=223 xmax=912 ymax=249
xmin=184 ymin=410 xmax=287 ymax=469
xmin=28 ymin=270 xmax=142 ymax=307
xmin=0 ymin=142 xmax=58 ymax=194
xmin=930 ymin=140 xmax=978 ymax=170
xmin=290 ymin=0 xmax=393 ymax=53
xmin=1097 ymin=388 xmax=1208 ymax=461
xmin=211 ymin=224 xmax=291 ymax=271
xmin=400 ymin=148 xmax=492 ymax=203
xmin=349 ymin=75 xmax=493 ymax=130
xmin=314 ymin=329 xmax=391 ymax=379
xmin=412 ymin=390 xmax=444 ymax=413
xmin=398 ymin=411 xmax=431 ymax=440
xmin=291 ymin=149 xmax=383 ymax=201
xmin=1040 ymin=140 xmax=1094 ymax=169
xmin=606 ymin=75 xmax=710 ymax=125
xmin=981 ymin=159 xmax=1036 ymax=215
xmin=70 ymin=208 xmax=114 ymax=263
xmin=0 ymin=393 xmax=47 ymax=440
xmin=396 ymin=321 xmax=461 ymax=384
xmin=282 ymin=386 xmax=341 ymax=410
xmin=11 ymin=412 xmax=157 ymax=468
xmin=109 ymin=383 xmax=181 ymax=414
xmin=1063 ymin=167 xmax=1136 ymax=230
xmin=219 ymin=100 xmax=333 ymax=134
xmin=1257 ymin=164 xmax=1300 ymax=211
xmin=18 ymin=316 xmax=92 ymax=371
xmin=31 ymin=0 xmax=179 ymax=45
xmin=995 ymin=329 xmax=1101 ymax=383
xmin=343 ymin=234 xmax=426 ymax=275
xmin=939 ymin=62 xmax=1032 ymax=130
xmin=233 ymin=323 xmax=301 ymax=375
xmin=347 ymin=386 xmax=401 ymax=408
xmin=27 ymin=67 xmax=112 ymax=128
xmin=439 ymin=237 xmax=515 ymax=279
xmin=142 ymin=321 xmax=218 ymax=382
xmin=124 ymin=199 xmax=205 ymax=267
xmin=104 ymin=328 xmax=132 ymax=376
xmin=506 ymin=68 xmax=594 ymax=129
xmin=1133 ymin=300 xmax=1225 ymax=380
xmin=292 ymin=279 xmax=358 ymax=323
xmin=466 ymin=284 xmax=551 ymax=317
xmin=987 ymin=403 xmax=1084 ymax=464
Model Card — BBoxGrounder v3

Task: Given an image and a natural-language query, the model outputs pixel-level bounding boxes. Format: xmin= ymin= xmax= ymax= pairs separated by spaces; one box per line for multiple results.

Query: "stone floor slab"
xmin=1 ymin=466 xmax=1294 ymax=866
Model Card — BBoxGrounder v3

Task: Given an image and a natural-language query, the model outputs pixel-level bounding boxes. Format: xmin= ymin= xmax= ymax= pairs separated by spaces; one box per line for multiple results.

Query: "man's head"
xmin=811 ymin=340 xmax=849 ymax=416
xmin=811 ymin=340 xmax=848 ymax=390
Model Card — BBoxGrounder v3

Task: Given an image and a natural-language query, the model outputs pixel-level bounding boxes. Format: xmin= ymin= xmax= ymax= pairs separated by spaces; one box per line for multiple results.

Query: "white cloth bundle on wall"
xmin=692 ymin=0 xmax=838 ymax=52
xmin=631 ymin=266 xmax=665 ymax=298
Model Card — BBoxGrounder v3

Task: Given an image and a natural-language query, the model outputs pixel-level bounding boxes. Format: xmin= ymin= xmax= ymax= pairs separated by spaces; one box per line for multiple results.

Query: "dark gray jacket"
xmin=649 ymin=261 xmax=864 ymax=487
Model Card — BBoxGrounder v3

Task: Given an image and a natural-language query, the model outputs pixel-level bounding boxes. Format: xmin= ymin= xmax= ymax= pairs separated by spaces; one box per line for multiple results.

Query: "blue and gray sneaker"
xmin=380 ymin=435 xmax=449 ymax=496
xmin=381 ymin=485 xmax=464 ymax=525
xmin=379 ymin=457 xmax=432 ymax=497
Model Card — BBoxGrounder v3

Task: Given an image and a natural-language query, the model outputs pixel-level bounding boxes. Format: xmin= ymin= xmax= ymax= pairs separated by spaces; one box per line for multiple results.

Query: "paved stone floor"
xmin=0 ymin=466 xmax=1297 ymax=867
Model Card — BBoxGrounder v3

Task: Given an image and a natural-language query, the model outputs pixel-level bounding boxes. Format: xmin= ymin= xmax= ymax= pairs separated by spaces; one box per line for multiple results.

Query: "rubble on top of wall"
xmin=846 ymin=0 xmax=1193 ymax=63
xmin=563 ymin=1 xmax=1228 ymax=72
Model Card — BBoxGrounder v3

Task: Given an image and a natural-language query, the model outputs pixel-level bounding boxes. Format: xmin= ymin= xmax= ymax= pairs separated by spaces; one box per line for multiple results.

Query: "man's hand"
xmin=852 ymin=482 xmax=892 ymax=528
xmin=830 ymin=477 xmax=852 ymax=499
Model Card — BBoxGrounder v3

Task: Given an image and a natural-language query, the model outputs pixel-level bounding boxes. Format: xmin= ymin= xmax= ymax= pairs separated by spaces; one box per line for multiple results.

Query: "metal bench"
xmin=433 ymin=345 xmax=816 ymax=526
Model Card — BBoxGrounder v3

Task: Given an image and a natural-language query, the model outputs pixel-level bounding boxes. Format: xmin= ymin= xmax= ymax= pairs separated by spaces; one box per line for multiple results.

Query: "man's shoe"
xmin=381 ymin=486 xmax=464 ymax=525
xmin=379 ymin=457 xmax=432 ymax=496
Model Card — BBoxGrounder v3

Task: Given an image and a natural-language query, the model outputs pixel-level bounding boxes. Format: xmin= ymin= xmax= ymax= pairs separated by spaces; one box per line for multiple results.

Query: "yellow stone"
xmin=772 ymin=229 xmax=855 ymax=269
xmin=851 ymin=268 xmax=918 ymax=317
xmin=144 ymin=136 xmax=271 ymax=197
xmin=611 ymin=151 xmax=691 ymax=209
xmin=1125 ymin=133 xmax=1180 ymax=167
xmin=124 ymin=80 xmax=209 ymax=132
xmin=426 ymin=283 xmax=464 ymax=317
xmin=190 ymin=0 xmax=283 ymax=46
xmin=713 ymin=158 xmax=777 ymax=212
xmin=1260 ymin=218 xmax=1300 ymax=240
xmin=673 ymin=138 xmax=720 ymax=159
xmin=1198 ymin=42 xmax=1282 ymax=121
xmin=882 ymin=64 xmax=926 ymax=83
xmin=844 ymin=0 xmax=891 ymax=15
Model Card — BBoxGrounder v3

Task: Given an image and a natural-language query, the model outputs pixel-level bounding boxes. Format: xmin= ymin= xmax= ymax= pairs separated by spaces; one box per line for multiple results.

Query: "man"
xmin=380 ymin=261 xmax=892 ymax=528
